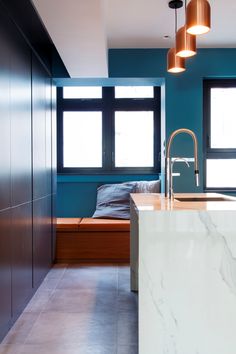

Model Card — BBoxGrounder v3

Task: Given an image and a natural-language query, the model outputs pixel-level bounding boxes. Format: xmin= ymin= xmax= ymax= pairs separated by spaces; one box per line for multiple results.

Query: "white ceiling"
xmin=32 ymin=0 xmax=236 ymax=78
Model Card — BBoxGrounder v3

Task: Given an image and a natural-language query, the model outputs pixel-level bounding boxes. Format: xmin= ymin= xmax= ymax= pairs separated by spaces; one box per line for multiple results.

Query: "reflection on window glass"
xmin=63 ymin=112 xmax=102 ymax=168
xmin=63 ymin=86 xmax=102 ymax=99
xmin=115 ymin=111 xmax=154 ymax=167
xmin=206 ymin=159 xmax=236 ymax=188
xmin=115 ymin=86 xmax=154 ymax=98
xmin=211 ymin=88 xmax=236 ymax=148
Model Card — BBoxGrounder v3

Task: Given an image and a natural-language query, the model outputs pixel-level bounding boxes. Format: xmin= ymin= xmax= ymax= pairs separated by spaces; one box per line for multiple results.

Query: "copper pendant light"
xmin=167 ymin=1 xmax=186 ymax=74
xmin=167 ymin=48 xmax=186 ymax=73
xmin=186 ymin=0 xmax=211 ymax=35
xmin=176 ymin=25 xmax=196 ymax=58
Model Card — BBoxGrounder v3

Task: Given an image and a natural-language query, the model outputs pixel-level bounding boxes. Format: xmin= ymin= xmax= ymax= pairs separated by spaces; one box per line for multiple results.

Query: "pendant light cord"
xmin=175 ymin=8 xmax=177 ymax=33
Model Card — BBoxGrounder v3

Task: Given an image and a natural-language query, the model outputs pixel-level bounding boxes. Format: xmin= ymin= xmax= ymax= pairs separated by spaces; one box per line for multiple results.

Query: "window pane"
xmin=63 ymin=112 xmax=102 ymax=168
xmin=211 ymin=88 xmax=236 ymax=148
xmin=115 ymin=86 xmax=154 ymax=98
xmin=115 ymin=111 xmax=154 ymax=167
xmin=206 ymin=159 xmax=236 ymax=188
xmin=63 ymin=86 xmax=102 ymax=99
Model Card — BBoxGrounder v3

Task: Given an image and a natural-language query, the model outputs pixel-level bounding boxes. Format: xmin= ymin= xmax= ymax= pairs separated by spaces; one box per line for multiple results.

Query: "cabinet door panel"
xmin=33 ymin=196 xmax=52 ymax=288
xmin=52 ymin=193 xmax=57 ymax=262
xmin=0 ymin=210 xmax=11 ymax=341
xmin=46 ymin=78 xmax=52 ymax=196
xmin=10 ymin=29 xmax=32 ymax=206
xmin=52 ymin=85 xmax=57 ymax=195
xmin=32 ymin=54 xmax=47 ymax=200
xmin=0 ymin=8 xmax=11 ymax=211
xmin=12 ymin=203 xmax=33 ymax=319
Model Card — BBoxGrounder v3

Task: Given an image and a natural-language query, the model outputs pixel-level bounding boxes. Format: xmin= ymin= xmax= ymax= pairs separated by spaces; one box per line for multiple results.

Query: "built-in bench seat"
xmin=56 ymin=218 xmax=81 ymax=232
xmin=56 ymin=218 xmax=130 ymax=263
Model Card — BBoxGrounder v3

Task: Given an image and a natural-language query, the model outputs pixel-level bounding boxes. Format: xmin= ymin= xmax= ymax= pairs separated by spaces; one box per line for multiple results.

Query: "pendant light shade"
xmin=167 ymin=48 xmax=186 ymax=73
xmin=176 ymin=25 xmax=196 ymax=57
xmin=186 ymin=0 xmax=211 ymax=35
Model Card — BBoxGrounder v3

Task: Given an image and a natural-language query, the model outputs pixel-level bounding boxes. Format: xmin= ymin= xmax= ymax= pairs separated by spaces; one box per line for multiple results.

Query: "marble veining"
xmin=131 ymin=193 xmax=236 ymax=354
xmin=198 ymin=211 xmax=236 ymax=296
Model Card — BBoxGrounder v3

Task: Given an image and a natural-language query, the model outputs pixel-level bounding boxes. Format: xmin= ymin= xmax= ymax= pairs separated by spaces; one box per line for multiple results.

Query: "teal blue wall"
xmin=57 ymin=48 xmax=236 ymax=217
xmin=57 ymin=174 xmax=159 ymax=217
xmin=109 ymin=48 xmax=236 ymax=194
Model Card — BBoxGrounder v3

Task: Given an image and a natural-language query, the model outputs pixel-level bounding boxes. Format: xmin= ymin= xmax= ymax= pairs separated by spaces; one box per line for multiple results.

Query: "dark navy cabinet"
xmin=11 ymin=203 xmax=33 ymax=320
xmin=0 ymin=0 xmax=57 ymax=341
xmin=0 ymin=5 xmax=11 ymax=212
xmin=0 ymin=210 xmax=11 ymax=338
xmin=10 ymin=27 xmax=32 ymax=207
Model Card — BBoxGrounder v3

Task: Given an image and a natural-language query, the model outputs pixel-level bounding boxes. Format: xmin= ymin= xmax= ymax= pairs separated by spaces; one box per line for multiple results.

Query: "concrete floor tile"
xmin=65 ymin=264 xmax=118 ymax=276
xmin=1 ymin=313 xmax=39 ymax=344
xmin=37 ymin=277 xmax=61 ymax=291
xmin=24 ymin=289 xmax=53 ymax=313
xmin=117 ymin=345 xmax=138 ymax=354
xmin=43 ymin=289 xmax=118 ymax=313
xmin=0 ymin=344 xmax=24 ymax=354
xmin=1 ymin=264 xmax=138 ymax=353
xmin=44 ymin=264 xmax=68 ymax=280
xmin=18 ymin=343 xmax=116 ymax=354
xmin=57 ymin=272 xmax=118 ymax=292
xmin=118 ymin=291 xmax=138 ymax=312
xmin=118 ymin=274 xmax=131 ymax=292
xmin=118 ymin=265 xmax=130 ymax=274
xmin=25 ymin=311 xmax=117 ymax=347
xmin=117 ymin=311 xmax=138 ymax=346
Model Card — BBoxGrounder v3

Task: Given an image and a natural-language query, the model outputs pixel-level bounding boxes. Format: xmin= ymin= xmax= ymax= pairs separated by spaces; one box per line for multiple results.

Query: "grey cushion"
xmin=92 ymin=183 xmax=136 ymax=219
xmin=135 ymin=180 xmax=161 ymax=193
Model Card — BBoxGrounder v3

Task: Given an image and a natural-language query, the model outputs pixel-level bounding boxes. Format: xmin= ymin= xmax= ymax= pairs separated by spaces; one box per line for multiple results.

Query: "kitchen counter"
xmin=131 ymin=192 xmax=236 ymax=211
xmin=130 ymin=193 xmax=236 ymax=354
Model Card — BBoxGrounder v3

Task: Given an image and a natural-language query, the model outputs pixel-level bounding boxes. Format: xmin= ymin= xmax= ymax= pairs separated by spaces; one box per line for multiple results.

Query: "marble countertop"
xmin=131 ymin=192 xmax=236 ymax=211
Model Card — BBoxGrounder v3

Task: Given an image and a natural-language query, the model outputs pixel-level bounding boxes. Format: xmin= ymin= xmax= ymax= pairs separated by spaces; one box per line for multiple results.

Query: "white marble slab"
xmin=139 ymin=209 xmax=236 ymax=354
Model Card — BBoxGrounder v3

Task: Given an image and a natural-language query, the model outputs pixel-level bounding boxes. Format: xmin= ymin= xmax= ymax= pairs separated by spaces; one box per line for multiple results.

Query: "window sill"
xmin=57 ymin=173 xmax=160 ymax=183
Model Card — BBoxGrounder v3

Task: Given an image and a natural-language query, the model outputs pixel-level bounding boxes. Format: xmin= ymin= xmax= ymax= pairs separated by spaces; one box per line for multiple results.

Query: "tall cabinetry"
xmin=0 ymin=1 xmax=56 ymax=340
xmin=0 ymin=5 xmax=11 ymax=337
xmin=10 ymin=15 xmax=33 ymax=321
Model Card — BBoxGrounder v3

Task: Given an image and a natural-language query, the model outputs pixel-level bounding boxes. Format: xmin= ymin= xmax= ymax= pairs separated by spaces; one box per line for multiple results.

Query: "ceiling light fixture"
xmin=167 ymin=0 xmax=186 ymax=73
xmin=186 ymin=0 xmax=211 ymax=35
xmin=176 ymin=25 xmax=196 ymax=57
xmin=167 ymin=0 xmax=211 ymax=73
xmin=167 ymin=48 xmax=186 ymax=73
xmin=176 ymin=0 xmax=196 ymax=58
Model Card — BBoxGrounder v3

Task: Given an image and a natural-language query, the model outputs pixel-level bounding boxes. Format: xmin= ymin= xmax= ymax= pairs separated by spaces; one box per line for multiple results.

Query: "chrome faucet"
xmin=165 ymin=128 xmax=200 ymax=199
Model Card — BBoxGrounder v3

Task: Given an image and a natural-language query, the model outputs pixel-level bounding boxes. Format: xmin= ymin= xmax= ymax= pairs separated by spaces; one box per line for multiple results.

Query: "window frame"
xmin=203 ymin=79 xmax=236 ymax=191
xmin=57 ymin=86 xmax=161 ymax=174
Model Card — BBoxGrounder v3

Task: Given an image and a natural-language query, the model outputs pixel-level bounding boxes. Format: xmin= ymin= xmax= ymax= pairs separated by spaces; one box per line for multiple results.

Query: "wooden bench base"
xmin=56 ymin=218 xmax=130 ymax=263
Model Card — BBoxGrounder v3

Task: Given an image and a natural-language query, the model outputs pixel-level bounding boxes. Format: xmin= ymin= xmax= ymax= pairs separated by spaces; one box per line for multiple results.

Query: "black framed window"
xmin=203 ymin=79 xmax=236 ymax=191
xmin=57 ymin=86 xmax=161 ymax=174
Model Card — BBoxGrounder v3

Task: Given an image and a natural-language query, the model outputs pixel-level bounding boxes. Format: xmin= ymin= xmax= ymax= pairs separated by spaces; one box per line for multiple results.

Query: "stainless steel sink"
xmin=175 ymin=196 xmax=233 ymax=202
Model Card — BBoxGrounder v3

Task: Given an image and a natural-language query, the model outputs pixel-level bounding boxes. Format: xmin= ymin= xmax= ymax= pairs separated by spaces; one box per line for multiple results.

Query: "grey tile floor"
xmin=0 ymin=264 xmax=138 ymax=354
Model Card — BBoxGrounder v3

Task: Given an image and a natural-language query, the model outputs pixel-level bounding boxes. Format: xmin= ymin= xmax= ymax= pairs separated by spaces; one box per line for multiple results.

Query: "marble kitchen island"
xmin=130 ymin=193 xmax=236 ymax=354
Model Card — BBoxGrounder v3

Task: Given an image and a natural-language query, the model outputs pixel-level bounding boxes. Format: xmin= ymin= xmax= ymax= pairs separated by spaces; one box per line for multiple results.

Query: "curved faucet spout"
xmin=165 ymin=128 xmax=200 ymax=199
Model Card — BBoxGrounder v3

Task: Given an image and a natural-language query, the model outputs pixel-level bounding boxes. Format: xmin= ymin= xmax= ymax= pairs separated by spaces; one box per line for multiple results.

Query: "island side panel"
xmin=139 ymin=209 xmax=236 ymax=354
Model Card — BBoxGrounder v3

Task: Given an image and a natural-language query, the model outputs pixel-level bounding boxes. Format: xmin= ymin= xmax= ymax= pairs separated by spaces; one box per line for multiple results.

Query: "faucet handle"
xmin=171 ymin=157 xmax=190 ymax=168
xmin=195 ymin=169 xmax=200 ymax=187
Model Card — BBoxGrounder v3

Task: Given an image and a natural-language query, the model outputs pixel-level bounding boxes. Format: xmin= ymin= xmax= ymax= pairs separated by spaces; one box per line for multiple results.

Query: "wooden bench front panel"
xmin=56 ymin=231 xmax=130 ymax=263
